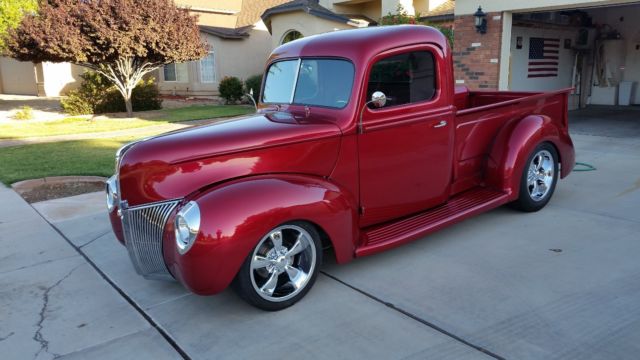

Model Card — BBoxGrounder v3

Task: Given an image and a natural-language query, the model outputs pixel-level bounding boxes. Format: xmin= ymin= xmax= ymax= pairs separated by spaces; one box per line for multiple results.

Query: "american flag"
xmin=528 ymin=37 xmax=559 ymax=78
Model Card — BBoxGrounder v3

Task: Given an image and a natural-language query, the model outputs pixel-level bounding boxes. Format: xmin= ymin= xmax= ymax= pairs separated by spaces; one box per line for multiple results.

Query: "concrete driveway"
xmin=1 ymin=130 xmax=639 ymax=359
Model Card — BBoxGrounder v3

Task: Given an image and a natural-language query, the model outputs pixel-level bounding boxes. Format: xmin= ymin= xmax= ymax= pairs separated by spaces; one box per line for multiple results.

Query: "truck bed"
xmin=450 ymin=86 xmax=572 ymax=195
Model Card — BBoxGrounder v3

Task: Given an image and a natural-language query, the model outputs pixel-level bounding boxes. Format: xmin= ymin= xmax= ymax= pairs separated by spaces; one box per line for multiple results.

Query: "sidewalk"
xmin=0 ymin=185 xmax=179 ymax=360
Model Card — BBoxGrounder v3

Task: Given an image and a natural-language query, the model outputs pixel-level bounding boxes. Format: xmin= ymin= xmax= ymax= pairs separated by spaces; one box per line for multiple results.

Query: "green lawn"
xmin=159 ymin=105 xmax=253 ymax=122
xmin=0 ymin=105 xmax=253 ymax=140
xmin=0 ymin=137 xmax=134 ymax=184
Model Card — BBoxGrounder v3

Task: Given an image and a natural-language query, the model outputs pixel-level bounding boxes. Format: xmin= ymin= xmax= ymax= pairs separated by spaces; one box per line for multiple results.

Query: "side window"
xmin=367 ymin=51 xmax=436 ymax=108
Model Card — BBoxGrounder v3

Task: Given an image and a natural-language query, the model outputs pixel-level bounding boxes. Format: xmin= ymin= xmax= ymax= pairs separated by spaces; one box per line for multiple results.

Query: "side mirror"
xmin=245 ymin=88 xmax=257 ymax=111
xmin=358 ymin=91 xmax=387 ymax=134
xmin=370 ymin=91 xmax=386 ymax=108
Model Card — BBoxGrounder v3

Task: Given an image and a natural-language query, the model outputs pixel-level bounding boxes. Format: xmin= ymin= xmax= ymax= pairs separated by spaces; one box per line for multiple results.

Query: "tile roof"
xmin=199 ymin=25 xmax=253 ymax=39
xmin=420 ymin=0 xmax=455 ymax=21
xmin=236 ymin=0 xmax=291 ymax=27
xmin=261 ymin=0 xmax=353 ymax=32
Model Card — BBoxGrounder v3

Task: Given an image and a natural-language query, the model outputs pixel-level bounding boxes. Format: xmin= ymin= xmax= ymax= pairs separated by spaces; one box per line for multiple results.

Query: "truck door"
xmin=358 ymin=45 xmax=454 ymax=227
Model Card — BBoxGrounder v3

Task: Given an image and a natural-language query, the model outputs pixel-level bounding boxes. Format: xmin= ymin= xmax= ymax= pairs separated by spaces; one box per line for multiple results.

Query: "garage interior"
xmin=509 ymin=2 xmax=640 ymax=138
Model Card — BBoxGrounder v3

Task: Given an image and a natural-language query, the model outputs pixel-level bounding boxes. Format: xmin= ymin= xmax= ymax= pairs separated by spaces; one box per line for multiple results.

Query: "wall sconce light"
xmin=474 ymin=6 xmax=487 ymax=34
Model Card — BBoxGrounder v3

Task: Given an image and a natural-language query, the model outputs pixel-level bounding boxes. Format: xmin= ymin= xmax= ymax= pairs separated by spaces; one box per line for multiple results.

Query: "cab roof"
xmin=268 ymin=25 xmax=449 ymax=65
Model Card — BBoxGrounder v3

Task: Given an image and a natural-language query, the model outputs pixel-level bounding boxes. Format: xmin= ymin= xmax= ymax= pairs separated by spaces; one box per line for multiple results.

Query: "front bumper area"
xmin=107 ymin=174 xmax=179 ymax=281
xmin=120 ymin=199 xmax=180 ymax=281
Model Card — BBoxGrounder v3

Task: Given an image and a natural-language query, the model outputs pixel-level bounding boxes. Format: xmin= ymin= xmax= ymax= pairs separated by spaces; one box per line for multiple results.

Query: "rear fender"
xmin=163 ymin=174 xmax=358 ymax=295
xmin=485 ymin=115 xmax=573 ymax=199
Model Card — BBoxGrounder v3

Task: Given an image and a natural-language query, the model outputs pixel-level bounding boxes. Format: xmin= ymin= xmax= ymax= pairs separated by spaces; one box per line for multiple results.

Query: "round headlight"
xmin=175 ymin=201 xmax=201 ymax=255
xmin=105 ymin=176 xmax=117 ymax=212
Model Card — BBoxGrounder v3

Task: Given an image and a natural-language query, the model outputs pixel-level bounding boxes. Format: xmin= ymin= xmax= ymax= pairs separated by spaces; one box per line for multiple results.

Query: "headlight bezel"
xmin=174 ymin=201 xmax=201 ymax=255
xmin=105 ymin=175 xmax=118 ymax=213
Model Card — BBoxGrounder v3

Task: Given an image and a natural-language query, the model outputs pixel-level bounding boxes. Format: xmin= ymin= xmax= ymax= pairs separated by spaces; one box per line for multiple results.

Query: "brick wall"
xmin=452 ymin=12 xmax=503 ymax=90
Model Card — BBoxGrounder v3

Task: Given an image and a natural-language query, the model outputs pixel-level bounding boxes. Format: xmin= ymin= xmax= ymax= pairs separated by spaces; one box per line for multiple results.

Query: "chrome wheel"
xmin=527 ymin=149 xmax=555 ymax=202
xmin=250 ymin=225 xmax=317 ymax=303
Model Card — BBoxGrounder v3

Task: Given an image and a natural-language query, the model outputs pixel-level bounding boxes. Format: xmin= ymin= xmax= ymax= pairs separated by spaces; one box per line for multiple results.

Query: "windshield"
xmin=262 ymin=58 xmax=354 ymax=109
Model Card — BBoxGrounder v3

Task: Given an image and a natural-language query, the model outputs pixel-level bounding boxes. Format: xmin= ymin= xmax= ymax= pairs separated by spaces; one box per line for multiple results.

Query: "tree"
xmin=0 ymin=0 xmax=37 ymax=53
xmin=7 ymin=0 xmax=207 ymax=116
xmin=380 ymin=4 xmax=454 ymax=47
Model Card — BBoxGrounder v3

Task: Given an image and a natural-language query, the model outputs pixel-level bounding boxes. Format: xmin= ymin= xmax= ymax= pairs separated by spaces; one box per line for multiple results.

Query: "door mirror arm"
xmin=358 ymin=91 xmax=387 ymax=134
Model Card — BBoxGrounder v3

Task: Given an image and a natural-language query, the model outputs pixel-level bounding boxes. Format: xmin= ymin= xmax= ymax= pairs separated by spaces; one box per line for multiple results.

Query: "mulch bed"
xmin=17 ymin=181 xmax=105 ymax=203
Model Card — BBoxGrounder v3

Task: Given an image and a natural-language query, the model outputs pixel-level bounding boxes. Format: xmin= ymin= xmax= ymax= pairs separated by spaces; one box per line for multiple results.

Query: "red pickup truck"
xmin=106 ymin=25 xmax=575 ymax=310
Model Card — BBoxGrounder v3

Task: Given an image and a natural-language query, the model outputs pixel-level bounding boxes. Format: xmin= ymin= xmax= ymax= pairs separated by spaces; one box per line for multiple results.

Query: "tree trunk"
xmin=124 ymin=96 xmax=133 ymax=117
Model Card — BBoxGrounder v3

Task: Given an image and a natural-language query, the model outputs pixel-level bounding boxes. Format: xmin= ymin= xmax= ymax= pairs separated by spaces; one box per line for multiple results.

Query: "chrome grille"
xmin=121 ymin=199 xmax=180 ymax=280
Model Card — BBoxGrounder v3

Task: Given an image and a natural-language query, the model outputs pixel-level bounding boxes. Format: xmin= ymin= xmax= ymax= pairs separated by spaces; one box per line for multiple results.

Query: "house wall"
xmin=333 ymin=1 xmax=383 ymax=21
xmin=269 ymin=11 xmax=353 ymax=49
xmin=41 ymin=62 xmax=83 ymax=96
xmin=452 ymin=12 xmax=504 ymax=90
xmin=455 ymin=0 xmax=640 ymax=15
xmin=324 ymin=0 xmax=438 ymax=17
xmin=158 ymin=24 xmax=274 ymax=97
xmin=176 ymin=0 xmax=242 ymax=28
xmin=0 ymin=57 xmax=38 ymax=95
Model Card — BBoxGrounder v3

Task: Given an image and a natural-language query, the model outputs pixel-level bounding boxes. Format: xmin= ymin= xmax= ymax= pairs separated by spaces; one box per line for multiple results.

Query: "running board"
xmin=357 ymin=188 xmax=510 ymax=257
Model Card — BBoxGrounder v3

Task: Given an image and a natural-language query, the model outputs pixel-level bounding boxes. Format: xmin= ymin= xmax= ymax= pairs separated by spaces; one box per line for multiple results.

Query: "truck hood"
xmin=118 ymin=112 xmax=342 ymax=206
xmin=123 ymin=112 xmax=341 ymax=165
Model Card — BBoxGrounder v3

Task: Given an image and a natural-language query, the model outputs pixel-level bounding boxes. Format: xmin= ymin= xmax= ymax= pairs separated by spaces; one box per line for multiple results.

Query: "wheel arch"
xmin=163 ymin=173 xmax=358 ymax=295
xmin=486 ymin=114 xmax=569 ymax=199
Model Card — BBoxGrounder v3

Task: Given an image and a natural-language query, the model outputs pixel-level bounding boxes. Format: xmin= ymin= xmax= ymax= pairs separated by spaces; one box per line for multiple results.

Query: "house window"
xmin=163 ymin=63 xmax=188 ymax=82
xmin=281 ymin=30 xmax=303 ymax=44
xmin=200 ymin=51 xmax=216 ymax=83
xmin=367 ymin=51 xmax=436 ymax=108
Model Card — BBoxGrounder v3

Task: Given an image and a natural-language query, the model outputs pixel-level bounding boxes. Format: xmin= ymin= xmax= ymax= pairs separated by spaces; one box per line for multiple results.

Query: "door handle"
xmin=433 ymin=120 xmax=447 ymax=128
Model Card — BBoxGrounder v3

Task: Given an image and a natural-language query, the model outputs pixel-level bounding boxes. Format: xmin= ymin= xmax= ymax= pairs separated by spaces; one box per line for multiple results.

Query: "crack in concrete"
xmin=33 ymin=264 xmax=82 ymax=359
xmin=78 ymin=230 xmax=111 ymax=249
xmin=0 ymin=255 xmax=80 ymax=276
xmin=0 ymin=332 xmax=14 ymax=342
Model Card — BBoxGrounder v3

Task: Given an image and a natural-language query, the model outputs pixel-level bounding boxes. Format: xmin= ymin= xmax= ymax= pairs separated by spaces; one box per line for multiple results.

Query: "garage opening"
xmin=508 ymin=2 xmax=640 ymax=137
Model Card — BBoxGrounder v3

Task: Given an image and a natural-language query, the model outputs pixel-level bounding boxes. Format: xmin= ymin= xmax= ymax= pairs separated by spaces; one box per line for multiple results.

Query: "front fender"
xmin=163 ymin=174 xmax=358 ymax=295
xmin=486 ymin=115 xmax=575 ymax=199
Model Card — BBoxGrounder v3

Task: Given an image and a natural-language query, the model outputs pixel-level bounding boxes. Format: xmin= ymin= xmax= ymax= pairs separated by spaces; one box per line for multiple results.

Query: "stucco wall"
xmin=0 ymin=57 xmax=37 ymax=96
xmin=41 ymin=62 xmax=83 ymax=96
xmin=269 ymin=11 xmax=354 ymax=49
xmin=456 ymin=0 xmax=640 ymax=15
xmin=332 ymin=1 xmax=383 ymax=21
xmin=158 ymin=24 xmax=273 ymax=97
xmin=176 ymin=0 xmax=241 ymax=29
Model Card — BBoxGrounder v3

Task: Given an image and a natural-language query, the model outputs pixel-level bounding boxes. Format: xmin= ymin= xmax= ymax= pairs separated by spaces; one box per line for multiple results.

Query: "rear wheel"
xmin=511 ymin=143 xmax=559 ymax=212
xmin=233 ymin=222 xmax=322 ymax=311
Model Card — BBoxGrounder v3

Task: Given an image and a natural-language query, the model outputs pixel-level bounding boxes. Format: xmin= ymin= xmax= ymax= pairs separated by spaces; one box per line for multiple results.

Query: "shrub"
xmin=60 ymin=71 xmax=162 ymax=115
xmin=12 ymin=106 xmax=34 ymax=120
xmin=95 ymin=78 xmax=162 ymax=114
xmin=244 ymin=74 xmax=262 ymax=103
xmin=218 ymin=76 xmax=244 ymax=104
xmin=60 ymin=91 xmax=93 ymax=115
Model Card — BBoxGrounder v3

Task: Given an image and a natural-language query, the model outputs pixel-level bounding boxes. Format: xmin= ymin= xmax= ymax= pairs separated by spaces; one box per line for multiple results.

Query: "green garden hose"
xmin=574 ymin=162 xmax=596 ymax=172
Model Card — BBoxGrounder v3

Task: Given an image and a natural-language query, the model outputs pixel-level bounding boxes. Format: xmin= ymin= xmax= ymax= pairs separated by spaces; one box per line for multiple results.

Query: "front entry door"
xmin=358 ymin=46 xmax=454 ymax=227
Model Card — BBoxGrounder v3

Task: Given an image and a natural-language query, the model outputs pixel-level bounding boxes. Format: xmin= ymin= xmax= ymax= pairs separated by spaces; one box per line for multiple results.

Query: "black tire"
xmin=510 ymin=142 xmax=559 ymax=212
xmin=232 ymin=221 xmax=322 ymax=311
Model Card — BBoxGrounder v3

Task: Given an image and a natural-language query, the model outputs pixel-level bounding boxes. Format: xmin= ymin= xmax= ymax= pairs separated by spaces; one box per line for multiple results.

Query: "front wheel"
xmin=232 ymin=222 xmax=322 ymax=311
xmin=511 ymin=143 xmax=559 ymax=212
